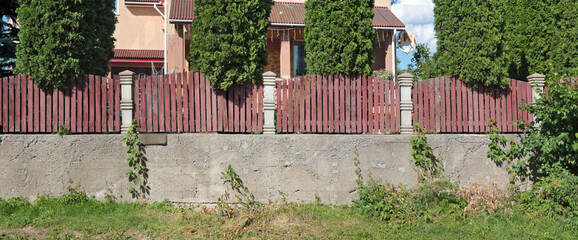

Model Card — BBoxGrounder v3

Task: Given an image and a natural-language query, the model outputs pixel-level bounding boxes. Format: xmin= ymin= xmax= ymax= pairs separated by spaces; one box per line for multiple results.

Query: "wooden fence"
xmin=134 ymin=72 xmax=263 ymax=133
xmin=0 ymin=75 xmax=121 ymax=133
xmin=276 ymin=75 xmax=400 ymax=133
xmin=413 ymin=76 xmax=532 ymax=133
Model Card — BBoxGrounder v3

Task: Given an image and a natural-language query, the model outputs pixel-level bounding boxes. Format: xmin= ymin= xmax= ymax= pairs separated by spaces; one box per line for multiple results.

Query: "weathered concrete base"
xmin=0 ymin=134 xmax=516 ymax=205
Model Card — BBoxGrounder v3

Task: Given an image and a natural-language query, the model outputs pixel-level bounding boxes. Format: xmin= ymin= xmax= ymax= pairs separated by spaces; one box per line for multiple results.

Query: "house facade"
xmin=110 ymin=0 xmax=405 ymax=79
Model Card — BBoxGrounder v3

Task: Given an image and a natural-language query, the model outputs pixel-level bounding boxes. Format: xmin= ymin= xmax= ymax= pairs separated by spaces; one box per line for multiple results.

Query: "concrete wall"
xmin=0 ymin=134 xmax=513 ymax=205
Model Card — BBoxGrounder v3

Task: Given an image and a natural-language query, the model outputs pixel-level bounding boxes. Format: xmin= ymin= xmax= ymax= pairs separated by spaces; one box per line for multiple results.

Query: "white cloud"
xmin=391 ymin=0 xmax=435 ymax=25
xmin=392 ymin=0 xmax=437 ymax=54
xmin=405 ymin=23 xmax=436 ymax=53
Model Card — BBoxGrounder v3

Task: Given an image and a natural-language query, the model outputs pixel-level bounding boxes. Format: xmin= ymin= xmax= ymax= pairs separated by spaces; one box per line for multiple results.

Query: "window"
xmin=293 ymin=41 xmax=307 ymax=77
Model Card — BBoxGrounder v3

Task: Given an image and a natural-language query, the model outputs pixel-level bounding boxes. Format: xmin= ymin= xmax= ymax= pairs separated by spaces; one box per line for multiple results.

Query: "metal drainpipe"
xmin=392 ymin=29 xmax=396 ymax=82
xmin=154 ymin=1 xmax=167 ymax=74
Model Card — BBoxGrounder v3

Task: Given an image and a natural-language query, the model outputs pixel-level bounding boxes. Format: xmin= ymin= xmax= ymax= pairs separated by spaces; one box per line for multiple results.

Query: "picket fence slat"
xmin=274 ymin=75 xmax=399 ymax=134
xmin=0 ymin=74 xmax=120 ymax=133
xmin=412 ymin=76 xmax=533 ymax=133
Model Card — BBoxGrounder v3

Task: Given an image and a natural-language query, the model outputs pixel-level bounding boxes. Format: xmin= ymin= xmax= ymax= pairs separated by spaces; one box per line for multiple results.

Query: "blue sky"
xmin=391 ymin=0 xmax=436 ymax=70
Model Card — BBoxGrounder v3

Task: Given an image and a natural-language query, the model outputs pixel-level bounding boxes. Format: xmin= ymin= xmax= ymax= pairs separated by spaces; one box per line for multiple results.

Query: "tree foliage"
xmin=14 ymin=0 xmax=116 ymax=89
xmin=433 ymin=0 xmax=507 ymax=88
xmin=503 ymin=0 xmax=578 ymax=80
xmin=304 ymin=0 xmax=375 ymax=76
xmin=189 ymin=0 xmax=273 ymax=91
xmin=489 ymin=78 xmax=578 ymax=179
xmin=434 ymin=0 xmax=578 ymax=86
xmin=0 ymin=0 xmax=19 ymax=77
xmin=408 ymin=43 xmax=435 ymax=80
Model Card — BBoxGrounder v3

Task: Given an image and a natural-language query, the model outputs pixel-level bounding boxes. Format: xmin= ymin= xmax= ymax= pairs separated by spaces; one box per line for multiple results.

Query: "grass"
xmin=0 ymin=194 xmax=576 ymax=239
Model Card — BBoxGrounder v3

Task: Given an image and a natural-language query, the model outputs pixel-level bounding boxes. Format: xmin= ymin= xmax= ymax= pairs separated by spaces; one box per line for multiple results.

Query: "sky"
xmin=391 ymin=0 xmax=436 ymax=70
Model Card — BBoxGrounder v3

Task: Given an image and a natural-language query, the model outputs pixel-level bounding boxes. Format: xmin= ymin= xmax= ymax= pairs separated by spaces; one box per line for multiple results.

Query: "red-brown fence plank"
xmin=211 ymin=81 xmax=218 ymax=132
xmin=227 ymin=81 xmax=234 ymax=132
xmin=0 ymin=77 xmax=3 ymax=131
xmin=321 ymin=76 xmax=327 ymax=132
xmin=484 ymin=85 xmax=491 ymax=132
xmin=28 ymin=76 xmax=34 ymax=132
xmin=183 ymin=74 xmax=190 ymax=132
xmin=14 ymin=76 xmax=21 ymax=132
xmin=94 ymin=76 xmax=101 ymax=132
xmin=350 ymin=76 xmax=355 ymax=133
xmin=150 ymin=76 xmax=158 ymax=132
xmin=6 ymin=76 xmax=13 ymax=132
xmin=305 ymin=76 xmax=311 ymax=132
xmin=190 ymin=72 xmax=197 ymax=132
xmin=134 ymin=76 xmax=141 ymax=128
xmin=444 ymin=77 xmax=450 ymax=132
xmin=422 ymin=79 xmax=430 ymax=132
xmin=47 ymin=89 xmax=54 ymax=133
xmin=506 ymin=81 xmax=514 ymax=132
xmin=100 ymin=77 xmax=106 ymax=131
xmin=388 ymin=81 xmax=394 ymax=132
xmin=145 ymin=75 xmax=152 ymax=132
xmin=432 ymin=77 xmax=441 ymax=132
xmin=194 ymin=73 xmax=201 ymax=132
xmin=457 ymin=79 xmax=465 ymax=132
xmin=240 ymin=83 xmax=246 ymax=133
xmin=176 ymin=73 xmax=184 ymax=132
xmin=526 ymin=81 xmax=533 ymax=123
xmin=87 ymin=75 xmax=94 ymax=132
xmin=21 ymin=76 xmax=28 ymax=132
xmin=169 ymin=74 xmax=177 ymax=132
xmin=39 ymin=82 xmax=46 ymax=132
xmin=114 ymin=75 xmax=120 ymax=132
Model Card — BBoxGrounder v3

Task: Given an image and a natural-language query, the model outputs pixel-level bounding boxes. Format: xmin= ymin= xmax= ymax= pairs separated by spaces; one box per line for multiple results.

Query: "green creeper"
xmin=189 ymin=0 xmax=273 ymax=91
xmin=304 ymin=0 xmax=375 ymax=76
xmin=14 ymin=0 xmax=116 ymax=89
xmin=433 ymin=0 xmax=508 ymax=88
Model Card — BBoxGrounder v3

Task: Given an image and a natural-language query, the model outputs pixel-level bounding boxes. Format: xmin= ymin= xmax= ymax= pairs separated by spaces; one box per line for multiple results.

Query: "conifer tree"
xmin=189 ymin=0 xmax=273 ymax=91
xmin=0 ymin=0 xmax=19 ymax=77
xmin=433 ymin=0 xmax=507 ymax=87
xmin=15 ymin=0 xmax=116 ymax=89
xmin=304 ymin=0 xmax=375 ymax=76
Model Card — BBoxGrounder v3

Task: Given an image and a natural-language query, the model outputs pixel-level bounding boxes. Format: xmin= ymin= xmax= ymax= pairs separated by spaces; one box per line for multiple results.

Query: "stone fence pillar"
xmin=263 ymin=71 xmax=277 ymax=134
xmin=398 ymin=73 xmax=414 ymax=134
xmin=527 ymin=73 xmax=545 ymax=104
xmin=527 ymin=73 xmax=545 ymax=126
xmin=119 ymin=70 xmax=135 ymax=133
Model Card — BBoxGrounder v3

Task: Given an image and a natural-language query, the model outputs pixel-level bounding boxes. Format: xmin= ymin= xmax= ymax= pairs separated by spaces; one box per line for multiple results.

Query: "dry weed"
xmin=459 ymin=180 xmax=512 ymax=214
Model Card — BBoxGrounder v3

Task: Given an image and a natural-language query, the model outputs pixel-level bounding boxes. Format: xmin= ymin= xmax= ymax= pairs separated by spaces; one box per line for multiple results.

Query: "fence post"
xmin=263 ymin=71 xmax=277 ymax=134
xmin=527 ymin=73 xmax=545 ymax=126
xmin=119 ymin=70 xmax=135 ymax=133
xmin=398 ymin=73 xmax=414 ymax=134
xmin=527 ymin=73 xmax=545 ymax=104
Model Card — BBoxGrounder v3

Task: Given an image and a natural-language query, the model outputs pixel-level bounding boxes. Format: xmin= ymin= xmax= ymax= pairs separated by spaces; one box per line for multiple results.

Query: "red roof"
xmin=169 ymin=0 xmax=194 ymax=23
xmin=169 ymin=1 xmax=405 ymax=29
xmin=125 ymin=0 xmax=161 ymax=4
xmin=112 ymin=49 xmax=164 ymax=62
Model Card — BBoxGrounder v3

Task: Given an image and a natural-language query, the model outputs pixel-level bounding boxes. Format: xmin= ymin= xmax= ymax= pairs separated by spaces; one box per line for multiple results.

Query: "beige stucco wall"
xmin=113 ymin=2 xmax=165 ymax=50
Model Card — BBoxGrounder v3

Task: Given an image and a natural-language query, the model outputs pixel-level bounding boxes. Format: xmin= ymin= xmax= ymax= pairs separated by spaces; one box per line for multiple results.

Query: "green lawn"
xmin=0 ymin=195 xmax=576 ymax=240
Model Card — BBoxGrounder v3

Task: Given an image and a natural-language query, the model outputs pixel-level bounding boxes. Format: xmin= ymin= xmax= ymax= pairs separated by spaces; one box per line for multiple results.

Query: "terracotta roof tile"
xmin=125 ymin=0 xmax=161 ymax=4
xmin=113 ymin=49 xmax=164 ymax=60
xmin=169 ymin=0 xmax=194 ymax=23
xmin=169 ymin=1 xmax=405 ymax=29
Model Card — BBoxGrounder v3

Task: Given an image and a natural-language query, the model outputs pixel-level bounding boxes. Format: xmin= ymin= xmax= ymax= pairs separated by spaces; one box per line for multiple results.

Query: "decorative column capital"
xmin=527 ymin=73 xmax=545 ymax=88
